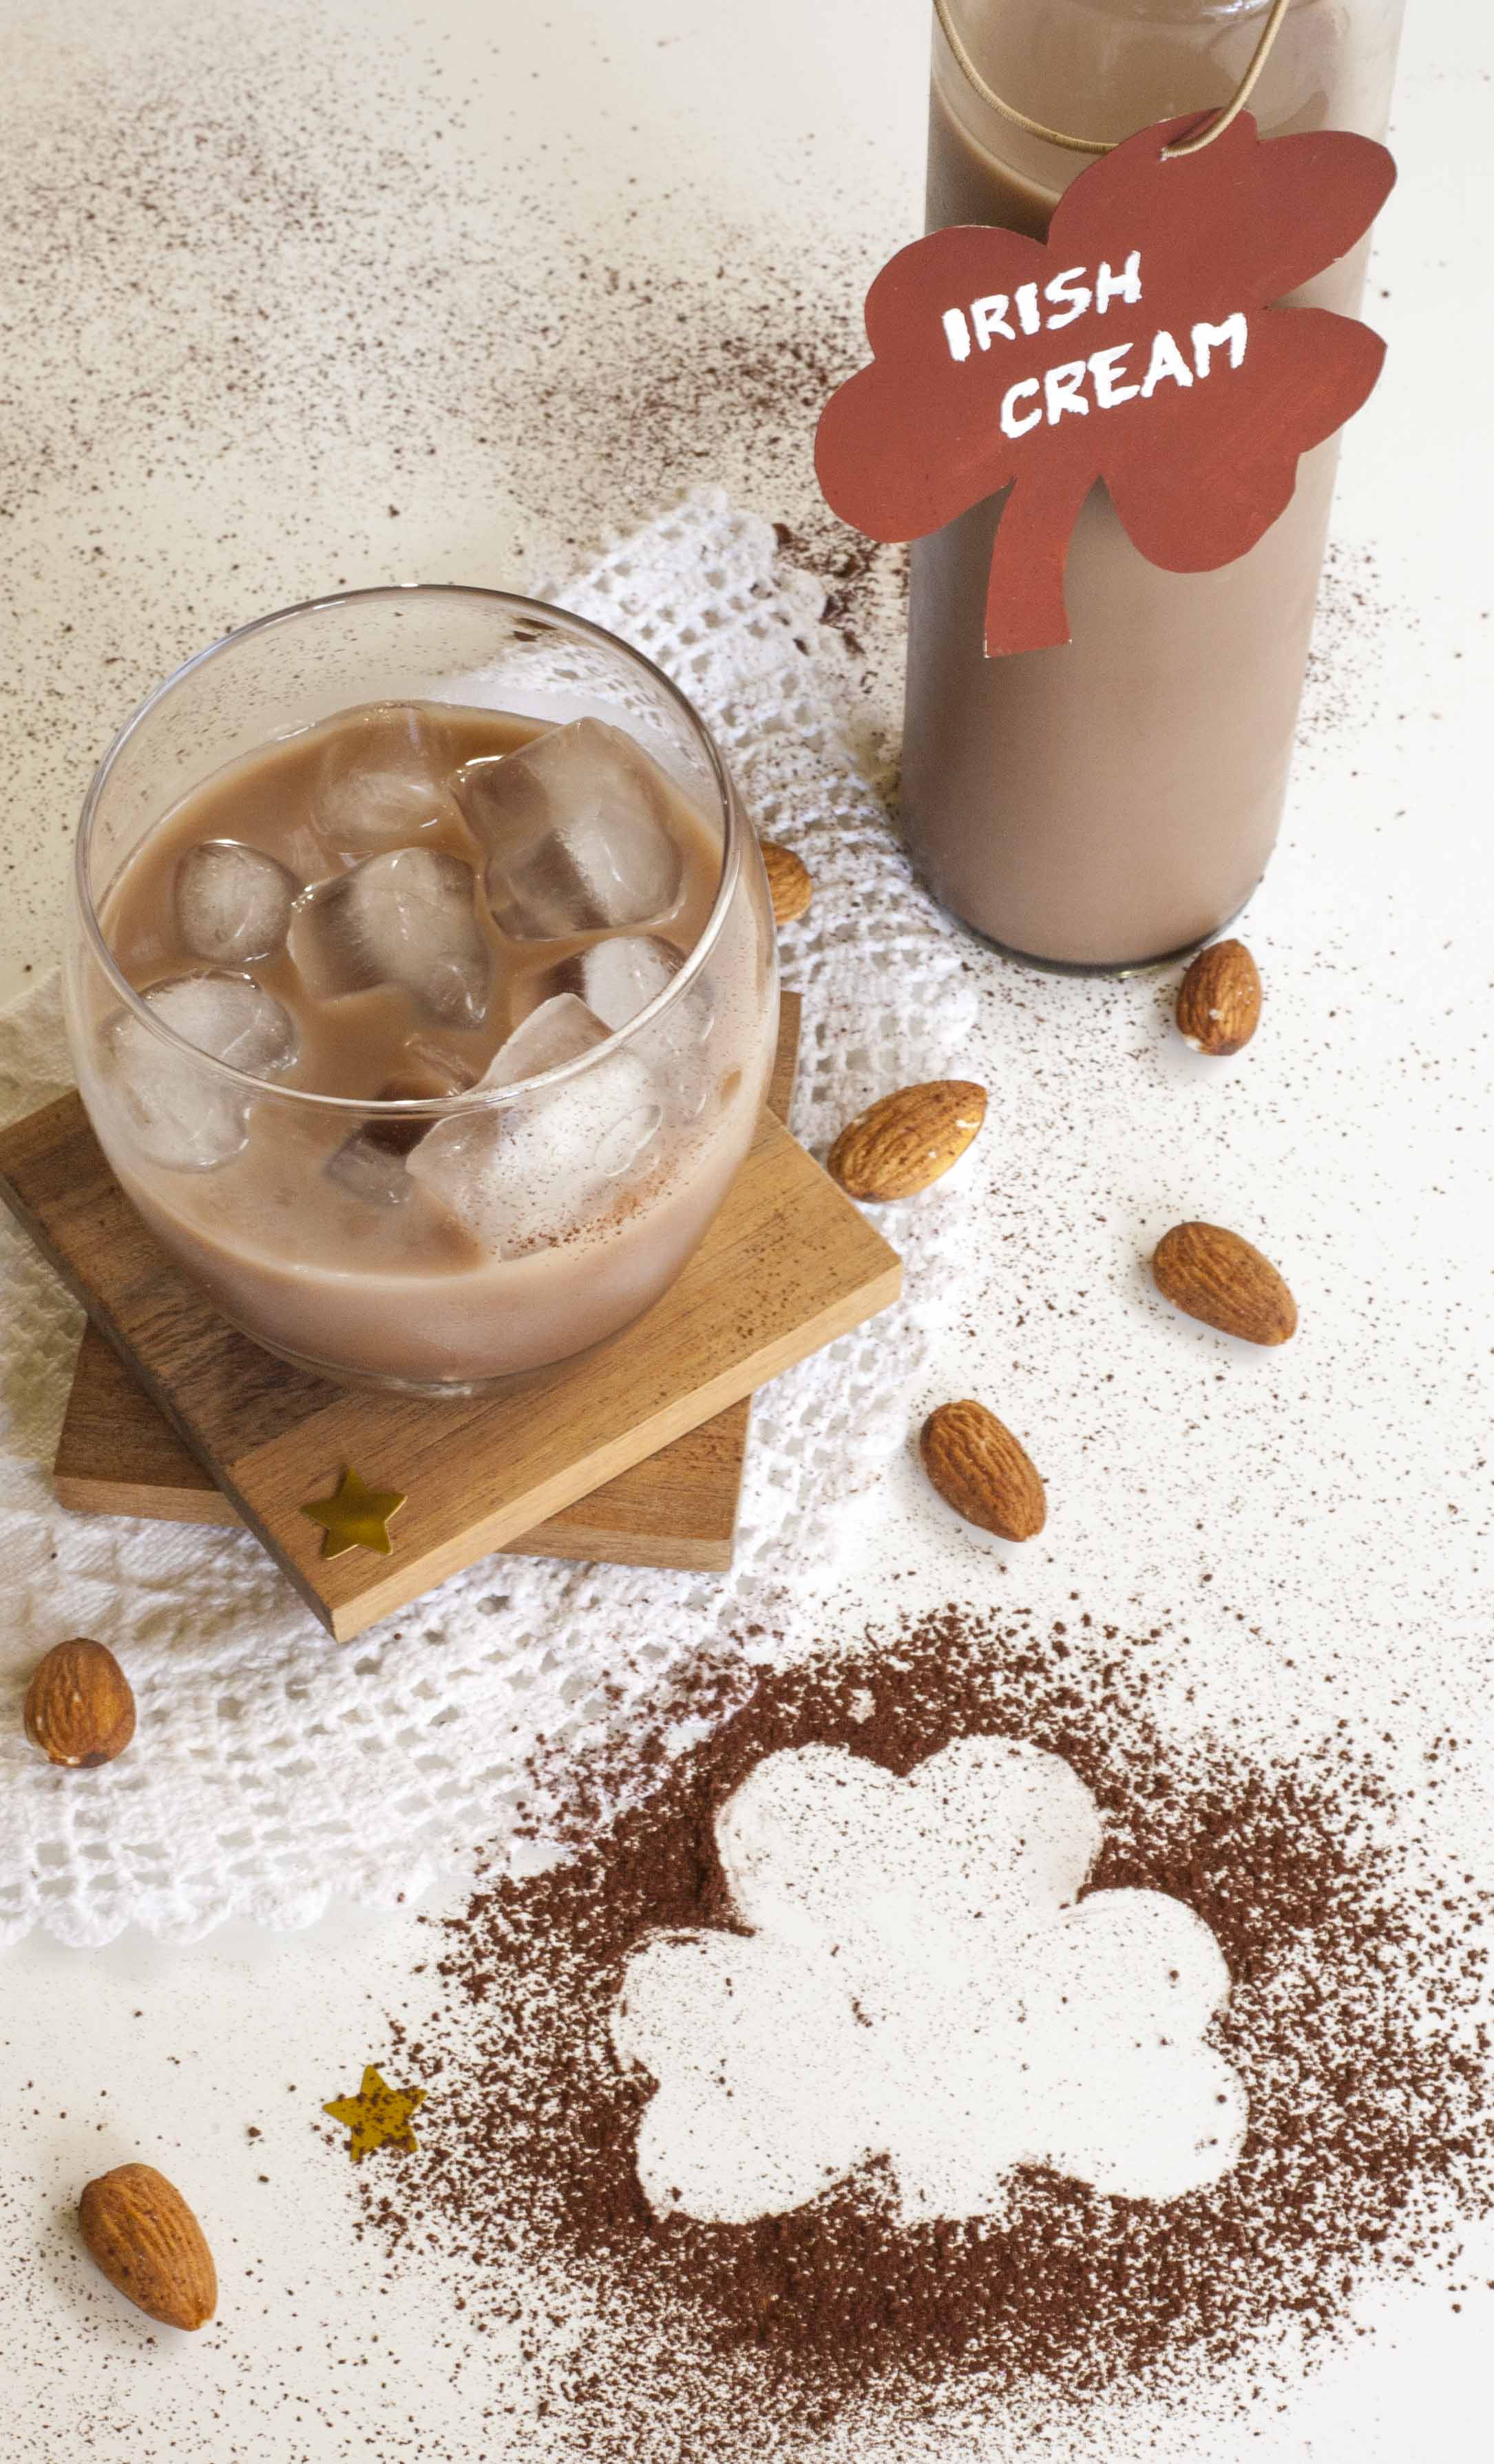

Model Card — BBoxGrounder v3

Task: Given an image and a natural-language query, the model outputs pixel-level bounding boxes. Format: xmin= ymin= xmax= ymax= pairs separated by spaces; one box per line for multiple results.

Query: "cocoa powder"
xmin=353 ymin=1605 xmax=1493 ymax=2456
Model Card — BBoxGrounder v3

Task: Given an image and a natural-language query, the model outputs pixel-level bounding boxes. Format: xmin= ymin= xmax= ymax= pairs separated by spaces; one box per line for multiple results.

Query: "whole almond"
xmin=24 ymin=1638 xmax=136 ymax=1768
xmin=78 ymin=2163 xmax=217 ymax=2330
xmin=829 ymin=1081 xmax=987 ymax=1201
xmin=920 ymin=1400 xmax=1046 ymax=1542
xmin=760 ymin=839 xmax=812 ymax=927
xmin=1152 ymin=1221 xmax=1296 ymax=1346
xmin=1175 ymin=939 xmax=1261 ymax=1056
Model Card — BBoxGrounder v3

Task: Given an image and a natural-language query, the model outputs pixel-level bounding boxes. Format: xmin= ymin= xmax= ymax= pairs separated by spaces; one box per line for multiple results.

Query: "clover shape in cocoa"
xmin=815 ymin=113 xmax=1395 ymax=657
xmin=611 ymin=1737 xmax=1248 ymax=2225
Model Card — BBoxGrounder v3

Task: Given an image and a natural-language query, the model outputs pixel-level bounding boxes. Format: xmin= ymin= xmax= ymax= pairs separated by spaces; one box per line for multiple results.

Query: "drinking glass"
xmin=64 ymin=586 xmax=779 ymax=1392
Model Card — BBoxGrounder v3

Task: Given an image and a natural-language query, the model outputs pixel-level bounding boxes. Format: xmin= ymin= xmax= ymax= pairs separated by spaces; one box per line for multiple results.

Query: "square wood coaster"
xmin=56 ymin=1321 xmax=764 ymax=1569
xmin=0 ymin=1003 xmax=899 ymax=1642
xmin=52 ymin=996 xmax=806 ymax=1573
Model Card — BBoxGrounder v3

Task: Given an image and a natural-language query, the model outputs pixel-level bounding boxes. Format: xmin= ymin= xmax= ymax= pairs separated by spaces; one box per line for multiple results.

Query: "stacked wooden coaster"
xmin=0 ymin=997 xmax=902 ymax=1639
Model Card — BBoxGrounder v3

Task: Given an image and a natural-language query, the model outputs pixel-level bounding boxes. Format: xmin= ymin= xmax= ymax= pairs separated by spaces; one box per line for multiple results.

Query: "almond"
xmin=23 ymin=1637 xmax=136 ymax=1768
xmin=920 ymin=1400 xmax=1046 ymax=1542
xmin=759 ymin=839 xmax=812 ymax=927
xmin=828 ymin=1081 xmax=987 ymax=1200
xmin=78 ymin=2163 xmax=217 ymax=2330
xmin=1152 ymin=1220 xmax=1296 ymax=1346
xmin=1175 ymin=939 xmax=1261 ymax=1056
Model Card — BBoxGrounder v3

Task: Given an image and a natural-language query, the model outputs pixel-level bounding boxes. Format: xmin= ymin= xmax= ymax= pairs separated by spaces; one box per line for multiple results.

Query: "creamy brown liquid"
xmin=89 ymin=705 xmax=770 ymax=1387
xmin=903 ymin=0 xmax=1402 ymax=969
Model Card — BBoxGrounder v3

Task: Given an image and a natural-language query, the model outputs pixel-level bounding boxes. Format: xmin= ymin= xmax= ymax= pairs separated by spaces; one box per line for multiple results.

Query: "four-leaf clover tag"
xmin=815 ymin=112 xmax=1396 ymax=658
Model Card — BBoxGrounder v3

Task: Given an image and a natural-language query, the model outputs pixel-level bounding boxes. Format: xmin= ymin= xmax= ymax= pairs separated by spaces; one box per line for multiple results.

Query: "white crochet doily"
xmin=0 ymin=494 xmax=977 ymax=1947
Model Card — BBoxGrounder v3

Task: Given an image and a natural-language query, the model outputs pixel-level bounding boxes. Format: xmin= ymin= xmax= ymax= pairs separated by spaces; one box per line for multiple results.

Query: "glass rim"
xmin=74 ymin=582 xmax=747 ymax=1118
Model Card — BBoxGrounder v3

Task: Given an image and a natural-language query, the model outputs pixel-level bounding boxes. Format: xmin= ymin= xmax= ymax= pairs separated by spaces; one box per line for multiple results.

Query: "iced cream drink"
xmin=72 ymin=666 xmax=777 ymax=1391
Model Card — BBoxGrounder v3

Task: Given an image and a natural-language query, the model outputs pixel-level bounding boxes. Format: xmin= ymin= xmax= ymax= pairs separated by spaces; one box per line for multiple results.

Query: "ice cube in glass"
xmin=324 ymin=1048 xmax=476 ymax=1207
xmin=455 ymin=719 xmax=685 ymax=942
xmin=311 ymin=701 xmax=463 ymax=854
xmin=101 ymin=971 xmax=297 ymax=1171
xmin=289 ymin=847 xmax=492 ymax=1028
xmin=174 ymin=839 xmax=298 ymax=966
xmin=543 ymin=933 xmax=714 ymax=1120
xmin=407 ymin=993 xmax=663 ymax=1255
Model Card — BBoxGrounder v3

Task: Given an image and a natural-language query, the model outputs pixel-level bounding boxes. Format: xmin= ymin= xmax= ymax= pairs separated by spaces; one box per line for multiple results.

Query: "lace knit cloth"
xmin=0 ymin=495 xmax=977 ymax=1946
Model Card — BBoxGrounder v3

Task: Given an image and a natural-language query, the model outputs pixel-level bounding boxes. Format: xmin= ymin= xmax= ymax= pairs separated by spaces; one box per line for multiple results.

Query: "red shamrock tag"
xmin=815 ymin=112 xmax=1395 ymax=658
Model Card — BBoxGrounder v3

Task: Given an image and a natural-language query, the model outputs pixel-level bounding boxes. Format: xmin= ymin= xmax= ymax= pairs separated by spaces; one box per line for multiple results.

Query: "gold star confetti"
xmin=300 ymin=1466 xmax=406 ymax=1559
xmin=322 ymin=2065 xmax=426 ymax=2162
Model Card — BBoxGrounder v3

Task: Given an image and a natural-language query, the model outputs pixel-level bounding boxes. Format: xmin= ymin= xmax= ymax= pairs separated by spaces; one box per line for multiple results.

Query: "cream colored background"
xmin=3 ymin=1 xmax=1493 ymax=2456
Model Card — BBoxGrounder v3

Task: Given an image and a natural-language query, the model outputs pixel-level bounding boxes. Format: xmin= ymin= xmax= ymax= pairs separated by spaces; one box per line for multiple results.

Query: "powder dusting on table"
xmin=347 ymin=1604 xmax=1494 ymax=2459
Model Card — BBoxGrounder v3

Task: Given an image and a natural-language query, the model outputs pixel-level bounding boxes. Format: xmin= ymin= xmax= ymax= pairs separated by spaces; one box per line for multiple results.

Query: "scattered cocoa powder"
xmin=1298 ymin=539 xmax=1398 ymax=752
xmin=353 ymin=1605 xmax=1493 ymax=2457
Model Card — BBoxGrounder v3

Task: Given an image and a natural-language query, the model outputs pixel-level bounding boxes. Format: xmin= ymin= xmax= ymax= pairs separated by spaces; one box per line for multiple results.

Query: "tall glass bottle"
xmin=902 ymin=0 xmax=1406 ymax=970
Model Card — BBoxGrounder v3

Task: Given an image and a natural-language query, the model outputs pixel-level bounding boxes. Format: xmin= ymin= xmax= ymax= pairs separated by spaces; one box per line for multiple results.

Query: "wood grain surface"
xmin=53 ymin=996 xmax=806 ymax=1569
xmin=3 ymin=995 xmax=901 ymax=1640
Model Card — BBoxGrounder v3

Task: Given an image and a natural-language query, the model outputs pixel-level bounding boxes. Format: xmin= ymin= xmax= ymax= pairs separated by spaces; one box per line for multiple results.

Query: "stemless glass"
xmin=64 ymin=587 xmax=779 ymax=1393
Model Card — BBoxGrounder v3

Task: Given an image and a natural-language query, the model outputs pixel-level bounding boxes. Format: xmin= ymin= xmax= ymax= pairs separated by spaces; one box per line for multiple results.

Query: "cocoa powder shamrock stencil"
xmin=815 ymin=112 xmax=1396 ymax=657
xmin=610 ymin=1737 xmax=1248 ymax=2224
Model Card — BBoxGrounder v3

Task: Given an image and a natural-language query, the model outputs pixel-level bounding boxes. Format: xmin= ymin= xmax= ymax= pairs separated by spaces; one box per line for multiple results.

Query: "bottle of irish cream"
xmin=902 ymin=0 xmax=1407 ymax=972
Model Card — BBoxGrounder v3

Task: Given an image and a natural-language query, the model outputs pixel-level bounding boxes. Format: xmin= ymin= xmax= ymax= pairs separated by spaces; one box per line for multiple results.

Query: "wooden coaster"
xmin=0 ymin=1003 xmax=899 ymax=1642
xmin=52 ymin=997 xmax=806 ymax=1573
xmin=57 ymin=1321 xmax=761 ymax=1568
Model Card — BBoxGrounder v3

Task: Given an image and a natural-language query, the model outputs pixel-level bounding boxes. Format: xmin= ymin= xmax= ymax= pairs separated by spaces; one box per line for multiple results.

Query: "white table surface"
xmin=3 ymin=1 xmax=1492 ymax=2456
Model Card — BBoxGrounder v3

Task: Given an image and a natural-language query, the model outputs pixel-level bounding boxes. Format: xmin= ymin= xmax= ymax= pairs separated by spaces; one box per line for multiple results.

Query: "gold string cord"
xmin=930 ymin=0 xmax=1294 ymax=162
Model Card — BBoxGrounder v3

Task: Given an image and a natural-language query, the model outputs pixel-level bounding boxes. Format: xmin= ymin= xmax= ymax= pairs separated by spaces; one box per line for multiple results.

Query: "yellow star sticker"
xmin=322 ymin=2064 xmax=426 ymax=2162
xmin=300 ymin=1466 xmax=406 ymax=1559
